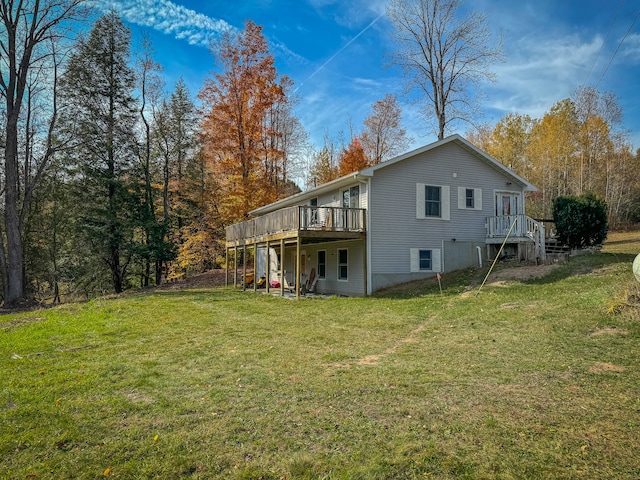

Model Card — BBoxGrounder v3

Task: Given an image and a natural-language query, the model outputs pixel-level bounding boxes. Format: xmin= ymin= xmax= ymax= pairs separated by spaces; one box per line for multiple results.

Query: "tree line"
xmin=467 ymin=87 xmax=640 ymax=227
xmin=0 ymin=4 xmax=411 ymax=306
xmin=2 ymin=0 xmax=638 ymax=307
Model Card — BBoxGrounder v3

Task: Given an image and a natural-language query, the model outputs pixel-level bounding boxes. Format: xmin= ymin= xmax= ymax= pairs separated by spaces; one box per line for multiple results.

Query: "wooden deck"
xmin=486 ymin=214 xmax=546 ymax=259
xmin=226 ymin=206 xmax=366 ymax=247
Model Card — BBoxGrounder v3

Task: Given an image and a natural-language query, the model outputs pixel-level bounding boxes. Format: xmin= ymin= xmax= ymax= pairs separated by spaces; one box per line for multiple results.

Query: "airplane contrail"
xmin=306 ymin=12 xmax=385 ymax=82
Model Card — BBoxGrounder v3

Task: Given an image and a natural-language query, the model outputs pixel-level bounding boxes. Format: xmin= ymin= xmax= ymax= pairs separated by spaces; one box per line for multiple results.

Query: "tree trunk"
xmin=155 ymin=259 xmax=162 ymax=286
xmin=4 ymin=118 xmax=25 ymax=307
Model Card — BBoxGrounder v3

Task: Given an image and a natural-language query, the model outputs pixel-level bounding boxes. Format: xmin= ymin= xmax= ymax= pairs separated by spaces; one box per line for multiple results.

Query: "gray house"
xmin=226 ymin=134 xmax=545 ymax=297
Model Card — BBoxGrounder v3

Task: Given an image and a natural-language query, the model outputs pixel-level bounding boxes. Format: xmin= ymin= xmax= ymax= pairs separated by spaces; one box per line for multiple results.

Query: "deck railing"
xmin=487 ymin=214 xmax=537 ymax=238
xmin=486 ymin=214 xmax=546 ymax=258
xmin=226 ymin=206 xmax=366 ymax=243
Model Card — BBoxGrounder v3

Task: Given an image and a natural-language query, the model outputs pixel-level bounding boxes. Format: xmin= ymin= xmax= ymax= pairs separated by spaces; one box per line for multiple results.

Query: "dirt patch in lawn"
xmin=1 ymin=315 xmax=46 ymax=330
xmin=590 ymin=362 xmax=626 ymax=374
xmin=338 ymin=323 xmax=430 ymax=367
xmin=488 ymin=263 xmax=562 ymax=283
xmin=588 ymin=326 xmax=629 ymax=337
xmin=460 ymin=263 xmax=563 ymax=297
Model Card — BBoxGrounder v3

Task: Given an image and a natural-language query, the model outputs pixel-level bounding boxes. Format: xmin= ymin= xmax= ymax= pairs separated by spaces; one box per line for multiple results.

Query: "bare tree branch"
xmin=387 ymin=0 xmax=503 ymax=139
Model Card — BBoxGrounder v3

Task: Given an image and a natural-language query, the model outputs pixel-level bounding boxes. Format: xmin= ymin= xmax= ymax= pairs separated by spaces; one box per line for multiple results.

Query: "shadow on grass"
xmin=126 ymin=286 xmax=241 ymax=301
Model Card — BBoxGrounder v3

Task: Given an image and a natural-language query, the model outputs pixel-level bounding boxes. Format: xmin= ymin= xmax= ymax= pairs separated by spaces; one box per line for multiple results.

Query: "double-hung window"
xmin=338 ymin=249 xmax=348 ymax=281
xmin=317 ymin=250 xmax=326 ymax=279
xmin=457 ymin=187 xmax=482 ymax=210
xmin=466 ymin=189 xmax=474 ymax=208
xmin=417 ymin=184 xmax=450 ymax=220
xmin=410 ymin=248 xmax=441 ymax=272
xmin=419 ymin=250 xmax=432 ymax=270
xmin=425 ymin=186 xmax=441 ymax=217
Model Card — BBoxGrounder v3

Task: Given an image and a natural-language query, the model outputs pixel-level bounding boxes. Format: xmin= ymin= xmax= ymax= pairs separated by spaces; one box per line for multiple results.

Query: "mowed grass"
xmin=2 ymin=232 xmax=640 ymax=479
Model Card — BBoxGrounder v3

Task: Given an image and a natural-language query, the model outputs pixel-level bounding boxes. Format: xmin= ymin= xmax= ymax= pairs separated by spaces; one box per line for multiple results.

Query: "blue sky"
xmin=97 ymin=0 xmax=640 ymax=153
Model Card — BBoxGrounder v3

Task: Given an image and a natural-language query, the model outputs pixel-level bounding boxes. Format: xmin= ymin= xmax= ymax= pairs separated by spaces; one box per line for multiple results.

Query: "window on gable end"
xmin=425 ymin=186 xmax=441 ymax=217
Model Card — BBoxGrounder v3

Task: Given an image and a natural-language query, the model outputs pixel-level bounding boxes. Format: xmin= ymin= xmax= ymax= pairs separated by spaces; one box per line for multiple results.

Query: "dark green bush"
xmin=552 ymin=193 xmax=608 ymax=249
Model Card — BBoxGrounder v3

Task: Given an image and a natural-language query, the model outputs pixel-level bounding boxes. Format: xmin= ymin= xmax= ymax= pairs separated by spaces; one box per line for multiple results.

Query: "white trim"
xmin=417 ymin=184 xmax=450 ymax=220
xmin=337 ymin=248 xmax=348 ymax=282
xmin=317 ymin=249 xmax=327 ymax=279
xmin=458 ymin=187 xmax=482 ymax=210
xmin=410 ymin=248 xmax=442 ymax=272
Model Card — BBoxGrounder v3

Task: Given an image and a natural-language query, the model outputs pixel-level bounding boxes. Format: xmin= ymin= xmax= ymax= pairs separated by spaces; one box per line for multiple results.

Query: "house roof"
xmin=250 ymin=134 xmax=537 ymax=216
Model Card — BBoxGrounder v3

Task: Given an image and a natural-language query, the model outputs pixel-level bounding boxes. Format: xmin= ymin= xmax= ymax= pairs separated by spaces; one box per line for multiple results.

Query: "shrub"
xmin=552 ymin=193 xmax=608 ymax=250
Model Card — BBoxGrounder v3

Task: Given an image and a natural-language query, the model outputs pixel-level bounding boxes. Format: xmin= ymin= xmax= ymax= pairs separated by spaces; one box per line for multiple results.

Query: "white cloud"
xmin=486 ymin=33 xmax=604 ymax=118
xmin=621 ymin=33 xmax=640 ymax=61
xmin=92 ymin=0 xmax=234 ymax=47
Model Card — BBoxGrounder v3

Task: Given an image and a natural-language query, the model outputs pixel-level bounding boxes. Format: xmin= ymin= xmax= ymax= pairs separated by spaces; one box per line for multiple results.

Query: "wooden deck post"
xmin=295 ymin=236 xmax=301 ymax=299
xmin=363 ymin=236 xmax=368 ymax=296
xmin=363 ymin=210 xmax=368 ymax=296
xmin=242 ymin=245 xmax=247 ymax=291
xmin=233 ymin=246 xmax=238 ymax=288
xmin=225 ymin=247 xmax=228 ymax=286
xmin=280 ymin=238 xmax=285 ymax=297
xmin=266 ymin=240 xmax=270 ymax=294
xmin=253 ymin=242 xmax=258 ymax=292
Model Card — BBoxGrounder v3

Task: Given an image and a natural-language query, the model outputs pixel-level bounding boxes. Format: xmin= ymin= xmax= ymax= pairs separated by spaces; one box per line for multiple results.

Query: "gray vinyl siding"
xmin=368 ymin=142 xmax=525 ymax=280
xmin=297 ymin=240 xmax=365 ymax=296
xmin=278 ymin=182 xmax=366 ymax=296
xmin=295 ymin=182 xmax=367 ymax=209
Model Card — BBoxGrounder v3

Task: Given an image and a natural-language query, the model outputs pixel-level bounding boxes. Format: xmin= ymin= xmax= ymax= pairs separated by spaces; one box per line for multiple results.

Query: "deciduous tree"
xmin=308 ymin=134 xmax=340 ymax=186
xmin=0 ymin=0 xmax=87 ymax=306
xmin=134 ymin=35 xmax=175 ymax=286
xmin=338 ymin=136 xmax=370 ymax=176
xmin=387 ymin=0 xmax=502 ymax=139
xmin=361 ymin=94 xmax=412 ymax=164
xmin=199 ymin=20 xmax=287 ymax=226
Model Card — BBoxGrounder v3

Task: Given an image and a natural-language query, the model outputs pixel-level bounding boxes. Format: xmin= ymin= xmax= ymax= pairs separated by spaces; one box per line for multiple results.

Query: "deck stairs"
xmin=545 ymin=238 xmax=570 ymax=257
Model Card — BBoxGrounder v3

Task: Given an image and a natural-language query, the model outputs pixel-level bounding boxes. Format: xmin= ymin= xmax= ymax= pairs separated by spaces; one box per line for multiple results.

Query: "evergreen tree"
xmin=58 ymin=12 xmax=140 ymax=294
xmin=153 ymin=78 xmax=204 ymax=279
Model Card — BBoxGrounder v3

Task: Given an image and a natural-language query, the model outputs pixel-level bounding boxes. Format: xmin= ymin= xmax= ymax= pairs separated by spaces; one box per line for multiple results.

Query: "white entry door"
xmin=495 ymin=191 xmax=523 ymax=235
xmin=495 ymin=192 xmax=522 ymax=216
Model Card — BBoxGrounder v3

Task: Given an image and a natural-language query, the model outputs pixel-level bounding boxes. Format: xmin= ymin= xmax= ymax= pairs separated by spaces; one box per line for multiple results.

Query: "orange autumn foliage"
xmin=199 ymin=21 xmax=286 ymax=227
xmin=338 ymin=137 xmax=371 ymax=176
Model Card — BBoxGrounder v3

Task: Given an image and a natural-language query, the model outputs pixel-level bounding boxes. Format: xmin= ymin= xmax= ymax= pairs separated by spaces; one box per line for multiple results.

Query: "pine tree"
xmin=58 ymin=12 xmax=140 ymax=293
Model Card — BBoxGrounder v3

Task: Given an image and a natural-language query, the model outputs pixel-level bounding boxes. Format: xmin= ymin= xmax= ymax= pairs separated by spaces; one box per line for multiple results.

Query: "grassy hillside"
xmin=2 ymin=232 xmax=640 ymax=479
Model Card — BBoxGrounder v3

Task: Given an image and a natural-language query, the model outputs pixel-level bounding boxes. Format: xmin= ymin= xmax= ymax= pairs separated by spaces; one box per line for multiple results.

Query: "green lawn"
xmin=2 ymin=232 xmax=640 ymax=479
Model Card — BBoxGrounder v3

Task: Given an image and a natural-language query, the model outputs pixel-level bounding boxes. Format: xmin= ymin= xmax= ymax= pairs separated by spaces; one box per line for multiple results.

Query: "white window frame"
xmin=342 ymin=185 xmax=360 ymax=208
xmin=410 ymin=248 xmax=442 ymax=273
xmin=419 ymin=250 xmax=432 ymax=270
xmin=337 ymin=248 xmax=348 ymax=281
xmin=457 ymin=187 xmax=483 ymax=211
xmin=317 ymin=250 xmax=326 ymax=279
xmin=417 ymin=184 xmax=450 ymax=220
